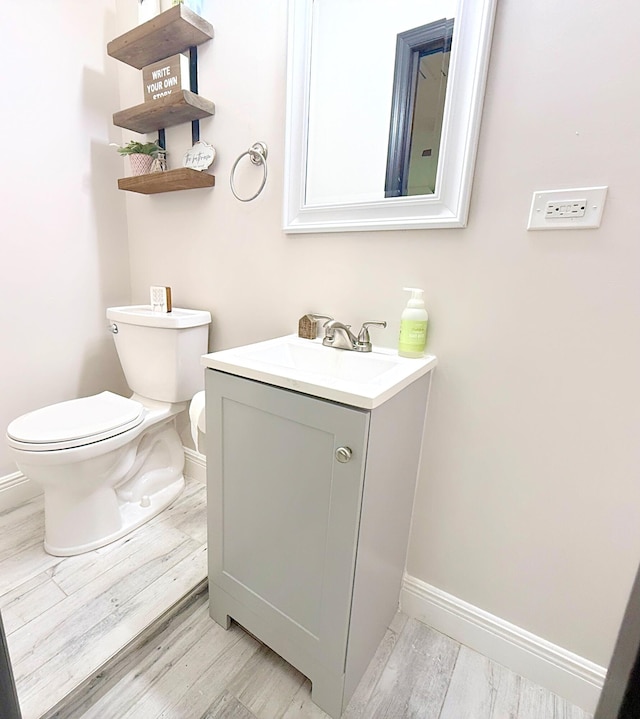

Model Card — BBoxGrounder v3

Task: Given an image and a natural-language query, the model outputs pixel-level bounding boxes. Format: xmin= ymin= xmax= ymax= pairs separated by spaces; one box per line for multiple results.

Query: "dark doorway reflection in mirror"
xmin=385 ymin=18 xmax=453 ymax=198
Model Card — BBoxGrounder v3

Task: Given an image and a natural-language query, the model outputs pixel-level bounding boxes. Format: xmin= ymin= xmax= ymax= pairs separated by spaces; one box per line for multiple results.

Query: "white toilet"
xmin=6 ymin=305 xmax=211 ymax=557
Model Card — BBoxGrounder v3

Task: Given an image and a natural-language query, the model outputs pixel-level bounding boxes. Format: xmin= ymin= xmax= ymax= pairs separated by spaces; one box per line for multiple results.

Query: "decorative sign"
xmin=142 ymin=53 xmax=189 ymax=102
xmin=183 ymin=141 xmax=216 ymax=171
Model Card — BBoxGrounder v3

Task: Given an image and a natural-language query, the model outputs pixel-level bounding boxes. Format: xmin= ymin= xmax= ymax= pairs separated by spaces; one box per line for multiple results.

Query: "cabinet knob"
xmin=335 ymin=446 xmax=353 ymax=463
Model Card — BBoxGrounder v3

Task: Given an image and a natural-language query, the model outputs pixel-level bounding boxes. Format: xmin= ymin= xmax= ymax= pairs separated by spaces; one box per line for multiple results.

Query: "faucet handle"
xmin=357 ymin=321 xmax=387 ymax=348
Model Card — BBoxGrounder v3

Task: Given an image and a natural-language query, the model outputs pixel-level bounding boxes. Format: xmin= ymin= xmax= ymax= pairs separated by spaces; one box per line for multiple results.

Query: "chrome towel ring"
xmin=230 ymin=141 xmax=268 ymax=202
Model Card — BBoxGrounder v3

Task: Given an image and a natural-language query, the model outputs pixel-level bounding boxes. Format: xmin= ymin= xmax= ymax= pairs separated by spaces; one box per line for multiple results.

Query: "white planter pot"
xmin=129 ymin=154 xmax=155 ymax=176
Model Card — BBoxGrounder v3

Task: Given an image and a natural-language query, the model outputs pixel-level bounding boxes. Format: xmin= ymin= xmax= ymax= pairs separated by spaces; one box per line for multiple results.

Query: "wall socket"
xmin=545 ymin=200 xmax=586 ymax=219
xmin=527 ymin=186 xmax=608 ymax=230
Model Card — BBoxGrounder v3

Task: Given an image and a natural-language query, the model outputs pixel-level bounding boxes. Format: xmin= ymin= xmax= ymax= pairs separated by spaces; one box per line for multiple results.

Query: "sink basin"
xmin=201 ymin=334 xmax=437 ymax=409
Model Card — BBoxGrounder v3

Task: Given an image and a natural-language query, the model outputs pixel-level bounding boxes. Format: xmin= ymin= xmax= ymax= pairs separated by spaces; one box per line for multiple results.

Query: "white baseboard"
xmin=183 ymin=447 xmax=206 ymax=484
xmin=0 ymin=470 xmax=41 ymax=512
xmin=401 ymin=574 xmax=605 ymax=713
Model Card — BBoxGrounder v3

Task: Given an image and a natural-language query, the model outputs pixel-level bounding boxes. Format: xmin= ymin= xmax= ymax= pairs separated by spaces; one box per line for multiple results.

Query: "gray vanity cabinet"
xmin=206 ymin=368 xmax=432 ymax=718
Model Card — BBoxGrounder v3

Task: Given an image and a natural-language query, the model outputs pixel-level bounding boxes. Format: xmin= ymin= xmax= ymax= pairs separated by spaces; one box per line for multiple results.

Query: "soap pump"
xmin=398 ymin=287 xmax=428 ymax=358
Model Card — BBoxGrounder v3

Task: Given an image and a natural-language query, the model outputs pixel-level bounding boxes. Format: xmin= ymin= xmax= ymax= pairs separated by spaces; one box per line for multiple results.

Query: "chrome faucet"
xmin=322 ymin=321 xmax=358 ymax=351
xmin=322 ymin=319 xmax=387 ymax=352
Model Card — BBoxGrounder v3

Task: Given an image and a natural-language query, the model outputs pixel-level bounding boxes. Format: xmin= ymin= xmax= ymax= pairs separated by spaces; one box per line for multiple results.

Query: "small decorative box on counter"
xmin=142 ymin=53 xmax=189 ymax=102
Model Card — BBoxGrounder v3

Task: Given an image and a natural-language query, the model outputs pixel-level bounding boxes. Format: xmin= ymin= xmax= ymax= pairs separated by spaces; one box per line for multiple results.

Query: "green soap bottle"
xmin=398 ymin=287 xmax=428 ymax=358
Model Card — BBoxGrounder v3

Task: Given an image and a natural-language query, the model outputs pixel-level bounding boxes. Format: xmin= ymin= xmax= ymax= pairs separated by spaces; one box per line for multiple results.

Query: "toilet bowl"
xmin=6 ymin=305 xmax=211 ymax=556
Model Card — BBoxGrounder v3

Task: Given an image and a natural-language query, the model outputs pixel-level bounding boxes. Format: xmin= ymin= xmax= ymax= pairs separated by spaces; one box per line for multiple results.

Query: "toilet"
xmin=6 ymin=305 xmax=211 ymax=557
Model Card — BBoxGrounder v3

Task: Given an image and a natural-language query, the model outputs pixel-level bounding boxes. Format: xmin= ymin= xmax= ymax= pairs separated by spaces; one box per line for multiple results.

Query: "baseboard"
xmin=400 ymin=573 xmax=606 ymax=714
xmin=0 ymin=470 xmax=41 ymax=512
xmin=183 ymin=447 xmax=206 ymax=484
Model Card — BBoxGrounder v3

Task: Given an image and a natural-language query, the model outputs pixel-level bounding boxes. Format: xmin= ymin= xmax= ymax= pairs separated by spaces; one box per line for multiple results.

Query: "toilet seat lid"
xmin=7 ymin=392 xmax=145 ymax=447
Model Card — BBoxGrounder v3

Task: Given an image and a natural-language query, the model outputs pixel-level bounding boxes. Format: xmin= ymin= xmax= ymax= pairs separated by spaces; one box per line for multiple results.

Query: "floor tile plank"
xmin=281 ymin=680 xmax=331 ymax=719
xmin=342 ymin=628 xmax=400 ymax=719
xmin=517 ymin=675 xmax=593 ymax=719
xmin=341 ymin=611 xmax=412 ymax=719
xmin=64 ymin=600 xmax=219 ymax=719
xmin=50 ymin=589 xmax=209 ymax=719
xmin=148 ymin=630 xmax=259 ymax=719
xmin=74 ymin=600 xmax=258 ymax=719
xmin=49 ymin=520 xmax=196 ymax=596
xmin=201 ymin=691 xmax=258 ymax=719
xmin=0 ymin=497 xmax=45 ymax=560
xmin=19 ymin=543 xmax=207 ymax=719
xmin=439 ymin=645 xmax=520 ymax=718
xmin=227 ymin=644 xmax=308 ymax=719
xmin=153 ymin=480 xmax=207 ymax=544
xmin=0 ymin=572 xmax=67 ymax=636
xmin=0 ymin=479 xmax=207 ymax=719
xmin=10 ymin=529 xmax=199 ymax=680
xmin=361 ymin=617 xmax=459 ymax=718
xmin=0 ymin=505 xmax=61 ymax=597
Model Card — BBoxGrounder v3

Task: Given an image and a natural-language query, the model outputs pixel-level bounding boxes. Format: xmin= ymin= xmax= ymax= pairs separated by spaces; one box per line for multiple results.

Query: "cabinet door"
xmin=207 ymin=370 xmax=370 ymax=673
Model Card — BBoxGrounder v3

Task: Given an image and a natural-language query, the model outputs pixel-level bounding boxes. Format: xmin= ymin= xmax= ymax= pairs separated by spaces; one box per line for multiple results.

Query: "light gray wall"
xmin=118 ymin=0 xmax=640 ymax=669
xmin=2 ymin=0 xmax=637 ymax=676
xmin=0 ymin=2 xmax=131 ymax=476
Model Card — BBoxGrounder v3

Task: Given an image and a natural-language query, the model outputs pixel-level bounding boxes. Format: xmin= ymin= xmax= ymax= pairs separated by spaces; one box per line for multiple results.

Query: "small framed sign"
xmin=142 ymin=53 xmax=189 ymax=102
xmin=183 ymin=141 xmax=216 ymax=171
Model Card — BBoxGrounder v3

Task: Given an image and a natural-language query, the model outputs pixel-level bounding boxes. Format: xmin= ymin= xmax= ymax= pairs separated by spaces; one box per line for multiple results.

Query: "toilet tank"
xmin=106 ymin=305 xmax=211 ymax=403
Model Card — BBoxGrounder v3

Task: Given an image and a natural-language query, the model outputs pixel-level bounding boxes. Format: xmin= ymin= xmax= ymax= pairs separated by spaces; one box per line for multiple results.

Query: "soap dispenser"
xmin=398 ymin=288 xmax=428 ymax=358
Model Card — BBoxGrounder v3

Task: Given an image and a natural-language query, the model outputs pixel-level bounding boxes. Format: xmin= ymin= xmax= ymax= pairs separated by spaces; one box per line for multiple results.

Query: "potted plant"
xmin=116 ymin=140 xmax=165 ymax=176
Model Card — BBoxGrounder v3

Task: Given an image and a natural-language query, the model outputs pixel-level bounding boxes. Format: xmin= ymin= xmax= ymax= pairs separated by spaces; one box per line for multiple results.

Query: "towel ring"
xmin=230 ymin=141 xmax=268 ymax=202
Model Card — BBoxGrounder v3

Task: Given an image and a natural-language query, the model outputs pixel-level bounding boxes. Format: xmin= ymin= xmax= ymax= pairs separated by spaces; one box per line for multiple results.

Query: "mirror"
xmin=283 ymin=0 xmax=497 ymax=233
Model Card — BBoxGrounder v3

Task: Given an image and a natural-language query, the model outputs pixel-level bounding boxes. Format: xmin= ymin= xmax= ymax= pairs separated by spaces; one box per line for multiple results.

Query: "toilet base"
xmin=44 ymin=475 xmax=185 ymax=556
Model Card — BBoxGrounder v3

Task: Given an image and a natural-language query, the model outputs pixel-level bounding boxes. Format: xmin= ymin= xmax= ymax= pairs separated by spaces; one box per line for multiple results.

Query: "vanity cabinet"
xmin=206 ymin=368 xmax=432 ymax=718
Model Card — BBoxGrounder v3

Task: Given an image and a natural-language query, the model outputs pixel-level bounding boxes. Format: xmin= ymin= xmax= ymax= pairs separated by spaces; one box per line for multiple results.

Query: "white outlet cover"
xmin=527 ymin=186 xmax=608 ymax=230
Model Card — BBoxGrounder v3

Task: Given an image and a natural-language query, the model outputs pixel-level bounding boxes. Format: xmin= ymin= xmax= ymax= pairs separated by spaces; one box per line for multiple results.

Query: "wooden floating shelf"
xmin=113 ymin=90 xmax=215 ymax=134
xmin=118 ymin=168 xmax=215 ymax=194
xmin=107 ymin=5 xmax=214 ymax=69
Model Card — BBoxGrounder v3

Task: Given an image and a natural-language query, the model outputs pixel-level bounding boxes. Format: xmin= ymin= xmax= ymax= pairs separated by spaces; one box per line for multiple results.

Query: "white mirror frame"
xmin=283 ymin=0 xmax=497 ymax=233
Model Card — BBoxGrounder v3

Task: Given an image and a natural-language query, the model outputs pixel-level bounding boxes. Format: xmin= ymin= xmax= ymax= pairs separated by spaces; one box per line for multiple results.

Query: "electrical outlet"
xmin=527 ymin=186 xmax=607 ymax=230
xmin=545 ymin=200 xmax=586 ymax=218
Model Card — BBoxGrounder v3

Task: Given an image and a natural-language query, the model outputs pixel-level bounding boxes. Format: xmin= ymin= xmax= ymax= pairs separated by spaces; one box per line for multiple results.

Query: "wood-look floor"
xmin=57 ymin=590 xmax=593 ymax=719
xmin=0 ymin=480 xmax=593 ymax=719
xmin=0 ymin=478 xmax=207 ymax=719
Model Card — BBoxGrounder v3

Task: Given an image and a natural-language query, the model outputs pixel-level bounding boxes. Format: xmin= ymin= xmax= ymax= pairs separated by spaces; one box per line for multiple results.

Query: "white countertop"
xmin=202 ymin=334 xmax=437 ymax=409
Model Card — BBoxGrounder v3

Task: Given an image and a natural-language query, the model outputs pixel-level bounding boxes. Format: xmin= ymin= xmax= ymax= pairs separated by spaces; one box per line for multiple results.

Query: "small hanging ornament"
xmin=183 ymin=141 xmax=216 ymax=171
